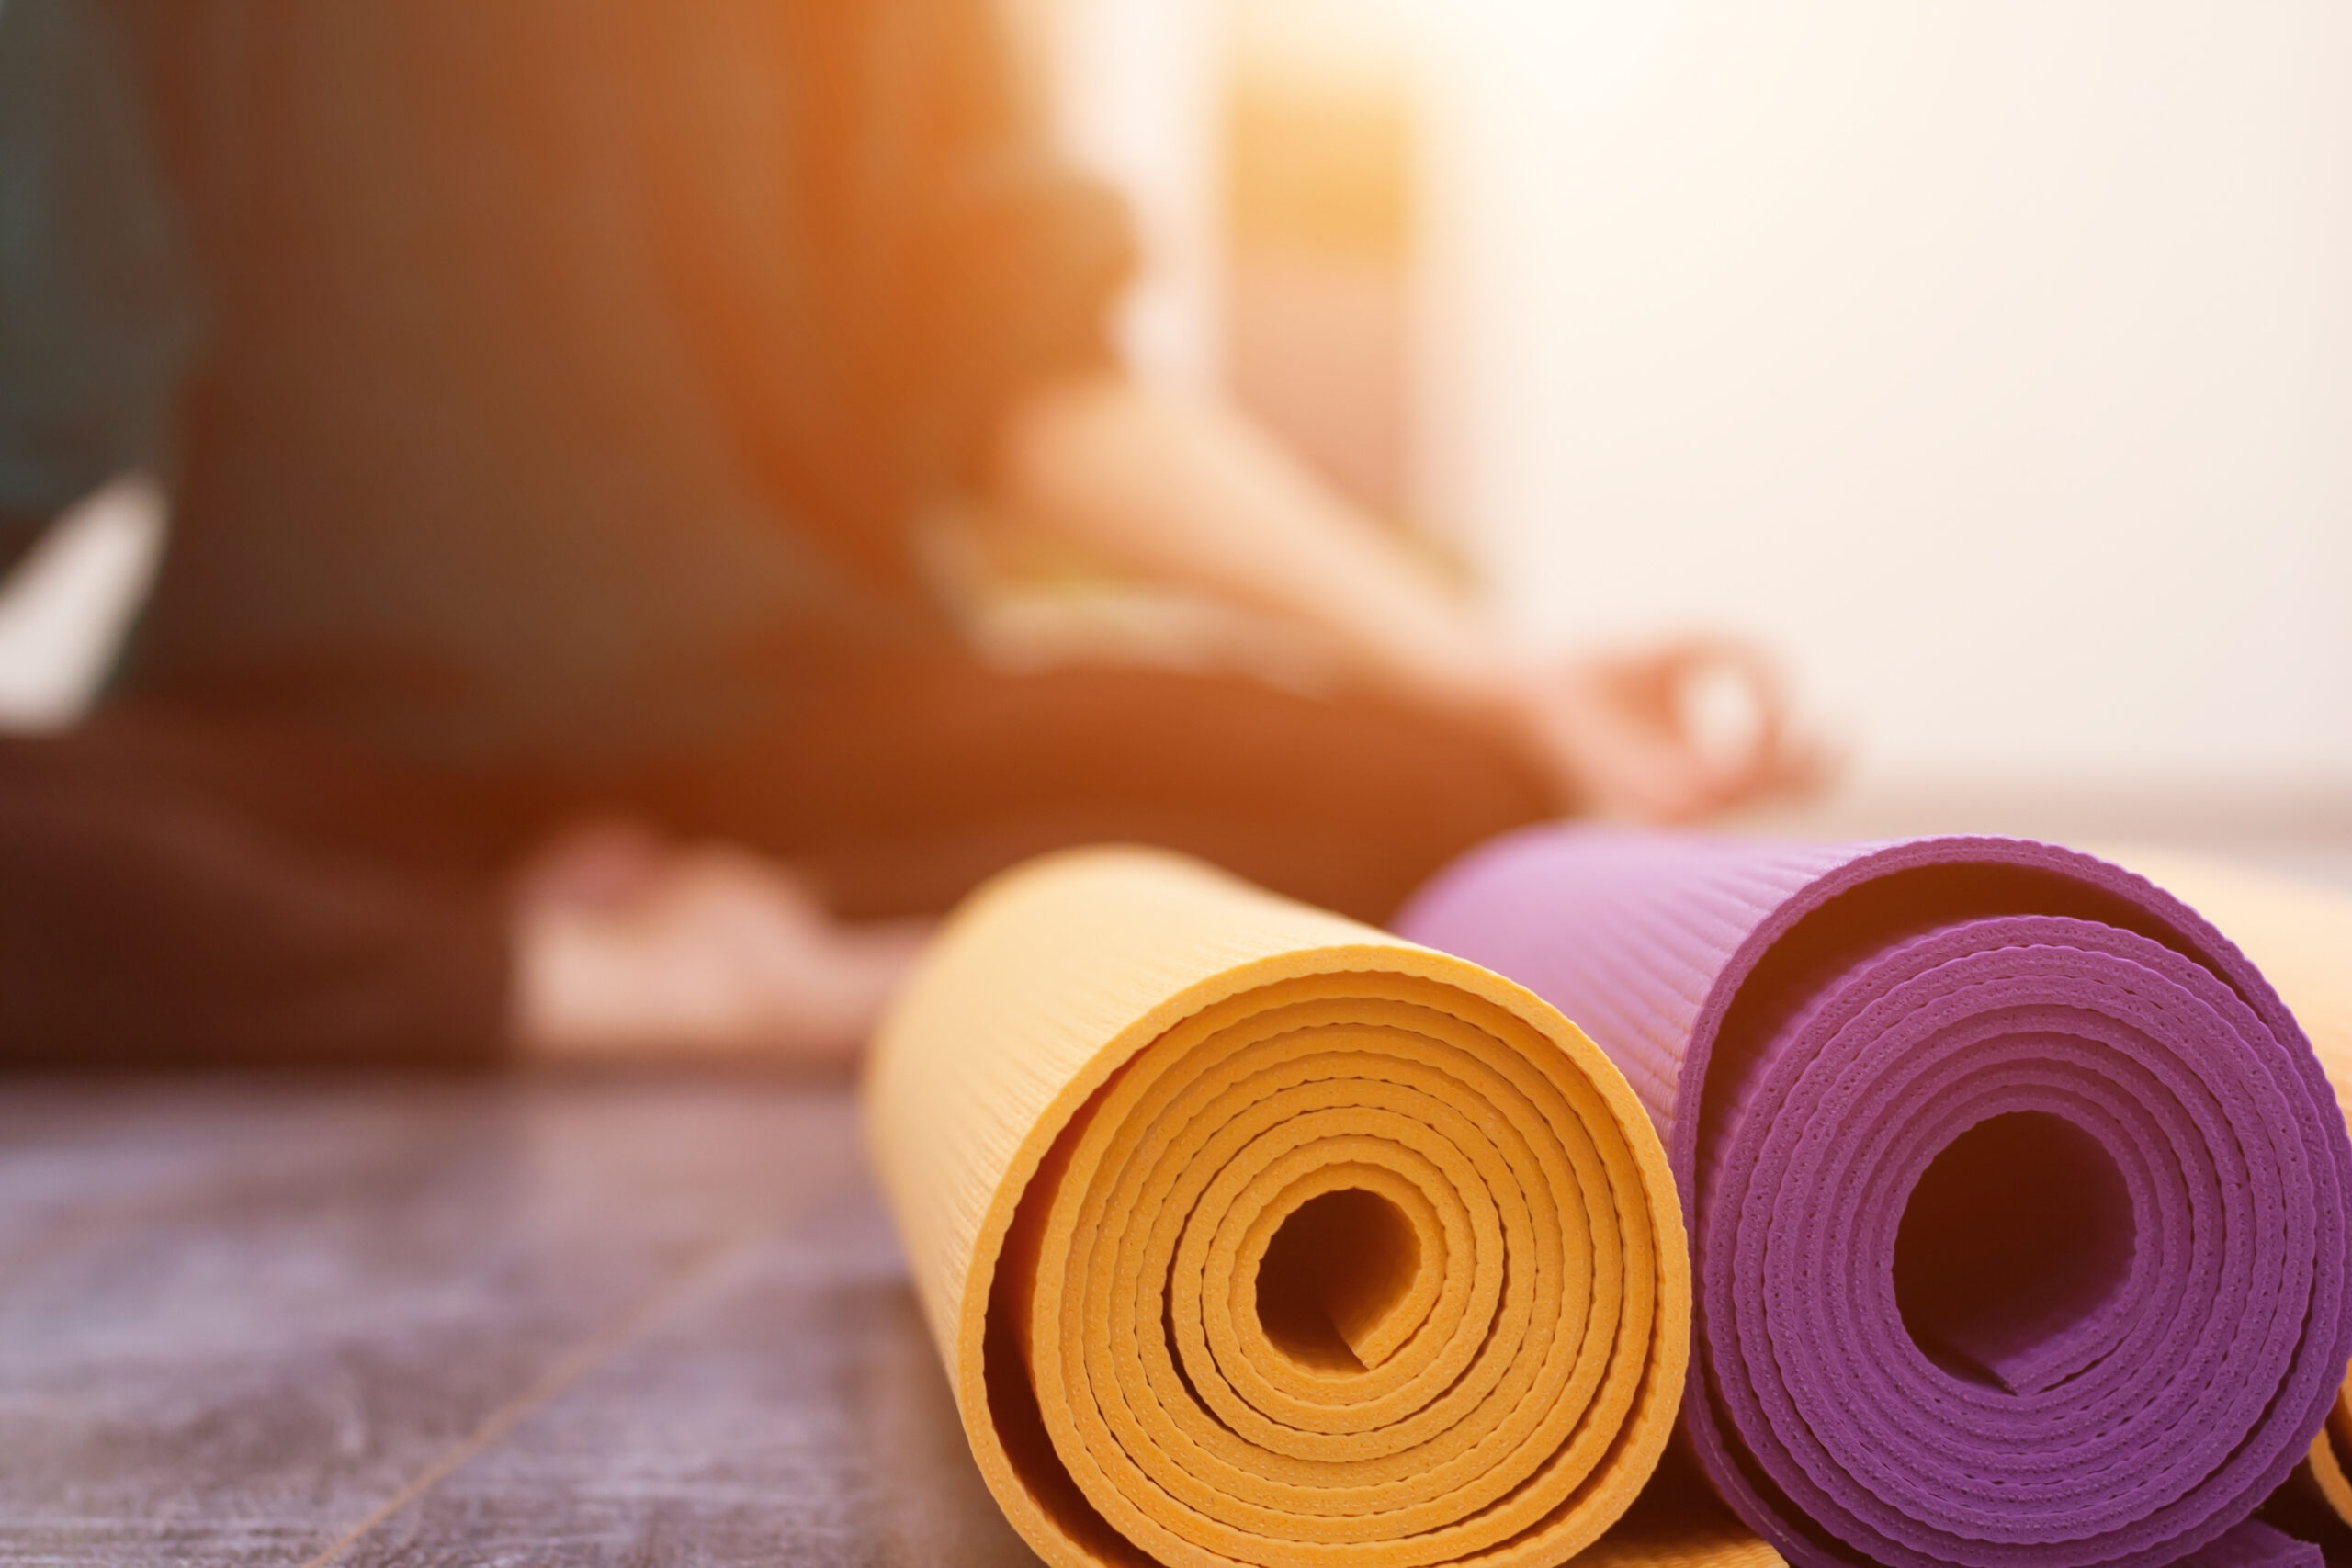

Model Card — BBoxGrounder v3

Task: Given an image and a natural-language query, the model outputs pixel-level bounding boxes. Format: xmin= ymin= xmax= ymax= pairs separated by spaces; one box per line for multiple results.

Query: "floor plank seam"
xmin=290 ymin=1231 xmax=763 ymax=1568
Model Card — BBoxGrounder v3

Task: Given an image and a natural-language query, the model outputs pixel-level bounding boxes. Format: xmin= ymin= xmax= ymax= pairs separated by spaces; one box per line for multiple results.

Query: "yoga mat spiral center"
xmin=1008 ymin=977 xmax=1675 ymax=1568
xmin=1704 ymin=916 xmax=2320 ymax=1568
xmin=1254 ymin=1184 xmax=1427 ymax=1373
xmin=1890 ymin=1109 xmax=2138 ymax=1393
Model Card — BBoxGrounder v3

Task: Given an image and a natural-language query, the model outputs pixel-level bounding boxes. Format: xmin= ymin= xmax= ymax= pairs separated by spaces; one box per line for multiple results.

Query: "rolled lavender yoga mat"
xmin=1396 ymin=829 xmax=2352 ymax=1568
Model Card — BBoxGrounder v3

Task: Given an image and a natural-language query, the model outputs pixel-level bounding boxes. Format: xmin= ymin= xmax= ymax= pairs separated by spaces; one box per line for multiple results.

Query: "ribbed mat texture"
xmin=864 ymin=847 xmax=1693 ymax=1568
xmin=1396 ymin=829 xmax=2352 ymax=1568
xmin=2098 ymin=849 xmax=2352 ymax=1531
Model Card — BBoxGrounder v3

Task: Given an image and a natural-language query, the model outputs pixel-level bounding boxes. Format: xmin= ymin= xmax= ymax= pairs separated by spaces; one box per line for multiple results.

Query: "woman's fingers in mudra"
xmin=1509 ymin=637 xmax=1833 ymax=822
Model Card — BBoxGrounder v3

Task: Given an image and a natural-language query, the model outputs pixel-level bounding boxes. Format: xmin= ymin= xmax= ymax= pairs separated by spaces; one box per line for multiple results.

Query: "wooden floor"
xmin=12 ymin=1039 xmax=2351 ymax=1564
xmin=0 ymin=1075 xmax=1046 ymax=1567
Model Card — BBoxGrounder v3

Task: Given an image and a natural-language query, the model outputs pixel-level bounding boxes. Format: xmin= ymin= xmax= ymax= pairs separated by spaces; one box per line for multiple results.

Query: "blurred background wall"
xmin=1042 ymin=0 xmax=2352 ymax=841
xmin=6 ymin=0 xmax=2346 ymax=847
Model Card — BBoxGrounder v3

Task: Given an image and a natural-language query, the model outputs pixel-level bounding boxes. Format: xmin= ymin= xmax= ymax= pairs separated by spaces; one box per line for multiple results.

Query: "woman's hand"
xmin=1498 ymin=637 xmax=1831 ymax=822
xmin=509 ymin=821 xmax=932 ymax=1067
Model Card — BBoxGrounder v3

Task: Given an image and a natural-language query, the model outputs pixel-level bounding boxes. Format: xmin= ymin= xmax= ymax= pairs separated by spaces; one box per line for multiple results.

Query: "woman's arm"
xmin=993 ymin=375 xmax=1518 ymax=722
xmin=991 ymin=374 xmax=1825 ymax=821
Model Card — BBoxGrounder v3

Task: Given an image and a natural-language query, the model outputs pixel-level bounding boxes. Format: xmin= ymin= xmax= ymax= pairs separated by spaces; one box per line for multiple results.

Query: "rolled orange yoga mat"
xmin=1398 ymin=829 xmax=2352 ymax=1568
xmin=2096 ymin=849 xmax=2352 ymax=1528
xmin=863 ymin=848 xmax=1713 ymax=1568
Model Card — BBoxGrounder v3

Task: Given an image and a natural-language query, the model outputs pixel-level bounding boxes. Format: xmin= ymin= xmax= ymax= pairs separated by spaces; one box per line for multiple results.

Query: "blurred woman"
xmin=0 ymin=0 xmax=1817 ymax=1069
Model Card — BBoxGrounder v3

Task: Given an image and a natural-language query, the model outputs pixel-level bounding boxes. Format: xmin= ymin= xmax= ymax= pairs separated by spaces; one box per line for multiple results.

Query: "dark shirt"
xmin=0 ymin=0 xmax=1131 ymax=766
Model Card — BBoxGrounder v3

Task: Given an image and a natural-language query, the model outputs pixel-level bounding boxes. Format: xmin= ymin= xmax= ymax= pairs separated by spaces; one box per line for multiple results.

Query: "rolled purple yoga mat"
xmin=1396 ymin=829 xmax=2352 ymax=1568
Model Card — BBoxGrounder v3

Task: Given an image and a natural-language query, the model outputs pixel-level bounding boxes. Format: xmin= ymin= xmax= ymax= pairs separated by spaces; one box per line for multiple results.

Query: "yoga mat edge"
xmin=1398 ymin=828 xmax=2352 ymax=1568
xmin=865 ymin=845 xmax=1697 ymax=1568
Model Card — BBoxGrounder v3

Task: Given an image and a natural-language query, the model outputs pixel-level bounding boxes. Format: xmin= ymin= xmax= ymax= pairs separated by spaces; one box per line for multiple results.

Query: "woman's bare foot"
xmin=510 ymin=820 xmax=933 ymax=1068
